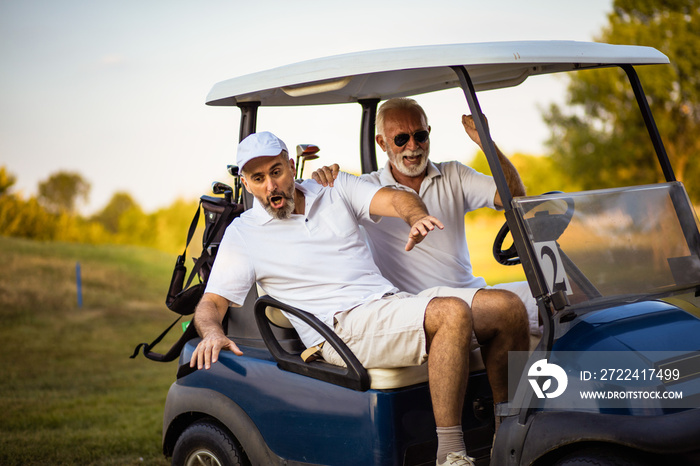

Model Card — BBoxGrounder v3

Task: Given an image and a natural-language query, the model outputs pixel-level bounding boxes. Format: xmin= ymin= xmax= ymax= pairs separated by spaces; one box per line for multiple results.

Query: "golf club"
xmin=227 ymin=165 xmax=242 ymax=203
xmin=211 ymin=181 xmax=233 ymax=203
xmin=295 ymin=144 xmax=320 ymax=179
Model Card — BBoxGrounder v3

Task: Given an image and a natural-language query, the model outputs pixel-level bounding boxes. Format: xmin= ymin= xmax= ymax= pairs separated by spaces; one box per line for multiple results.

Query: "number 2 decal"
xmin=534 ymin=241 xmax=572 ymax=295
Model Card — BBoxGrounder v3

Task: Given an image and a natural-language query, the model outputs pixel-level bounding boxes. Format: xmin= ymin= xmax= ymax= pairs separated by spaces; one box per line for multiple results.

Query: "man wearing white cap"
xmin=190 ymin=131 xmax=525 ymax=466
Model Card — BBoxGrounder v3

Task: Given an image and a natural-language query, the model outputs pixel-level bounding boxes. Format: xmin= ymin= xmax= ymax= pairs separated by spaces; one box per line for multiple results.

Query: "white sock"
xmin=436 ymin=425 xmax=465 ymax=463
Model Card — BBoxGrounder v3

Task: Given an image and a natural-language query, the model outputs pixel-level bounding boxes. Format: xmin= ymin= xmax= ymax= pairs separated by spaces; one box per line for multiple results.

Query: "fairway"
xmin=0 ymin=236 xmax=177 ymax=465
xmin=0 ymin=217 xmax=525 ymax=464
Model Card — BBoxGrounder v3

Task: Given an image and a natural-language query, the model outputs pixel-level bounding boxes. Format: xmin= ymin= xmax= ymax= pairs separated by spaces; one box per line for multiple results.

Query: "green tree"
xmin=0 ymin=167 xmax=58 ymax=239
xmin=37 ymin=171 xmax=91 ymax=214
xmin=153 ymin=198 xmax=201 ymax=253
xmin=0 ymin=195 xmax=58 ymax=240
xmin=544 ymin=0 xmax=700 ymax=200
xmin=119 ymin=208 xmax=155 ymax=246
xmin=93 ymin=191 xmax=140 ymax=234
xmin=0 ymin=166 xmax=17 ymax=196
xmin=469 ymin=152 xmax=583 ymax=194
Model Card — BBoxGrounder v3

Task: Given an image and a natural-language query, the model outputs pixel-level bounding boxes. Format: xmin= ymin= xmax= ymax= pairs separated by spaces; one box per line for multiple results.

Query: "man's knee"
xmin=475 ymin=289 xmax=528 ymax=327
xmin=501 ymin=288 xmax=527 ymax=311
xmin=425 ymin=296 xmax=472 ymax=332
xmin=432 ymin=295 xmax=470 ymax=313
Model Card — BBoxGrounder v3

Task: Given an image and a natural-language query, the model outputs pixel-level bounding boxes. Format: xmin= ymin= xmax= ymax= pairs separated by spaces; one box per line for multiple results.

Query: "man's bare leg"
xmin=470 ymin=288 xmax=529 ymax=406
xmin=424 ymin=296 xmax=472 ymax=425
xmin=424 ymin=296 xmax=473 ymax=463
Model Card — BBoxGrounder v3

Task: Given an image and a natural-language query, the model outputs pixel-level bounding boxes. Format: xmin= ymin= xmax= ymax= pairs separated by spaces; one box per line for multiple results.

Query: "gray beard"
xmin=264 ymin=198 xmax=295 ymax=219
xmin=390 ymin=147 xmax=430 ymax=177
xmin=261 ymin=187 xmax=296 ymax=219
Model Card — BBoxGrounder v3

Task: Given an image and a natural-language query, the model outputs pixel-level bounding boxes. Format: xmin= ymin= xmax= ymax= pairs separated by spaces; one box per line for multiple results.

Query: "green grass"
xmin=0 ymin=237 xmax=180 ymax=466
xmin=0 ymin=220 xmax=521 ymax=465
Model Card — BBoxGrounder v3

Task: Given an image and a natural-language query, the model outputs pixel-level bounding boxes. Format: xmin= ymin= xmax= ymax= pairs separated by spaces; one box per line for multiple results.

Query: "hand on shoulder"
xmin=311 ymin=164 xmax=340 ymax=187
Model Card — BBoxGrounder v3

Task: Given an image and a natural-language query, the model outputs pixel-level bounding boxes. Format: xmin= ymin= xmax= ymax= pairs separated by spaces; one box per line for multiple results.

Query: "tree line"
xmin=0 ymin=149 xmax=586 ymax=252
xmin=0 ymin=166 xmax=198 ymax=254
xmin=0 ymin=150 xmax=575 ymax=252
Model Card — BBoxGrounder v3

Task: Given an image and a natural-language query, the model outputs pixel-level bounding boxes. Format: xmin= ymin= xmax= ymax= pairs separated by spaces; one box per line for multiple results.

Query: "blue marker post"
xmin=76 ymin=261 xmax=83 ymax=308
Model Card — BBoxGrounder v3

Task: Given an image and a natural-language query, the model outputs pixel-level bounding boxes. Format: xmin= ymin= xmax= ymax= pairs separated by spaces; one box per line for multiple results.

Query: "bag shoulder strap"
xmin=178 ymin=200 xmax=203 ymax=264
xmin=181 ymin=202 xmax=237 ymax=291
xmin=130 ymin=316 xmax=198 ymax=362
xmin=131 ymin=201 xmax=240 ymax=362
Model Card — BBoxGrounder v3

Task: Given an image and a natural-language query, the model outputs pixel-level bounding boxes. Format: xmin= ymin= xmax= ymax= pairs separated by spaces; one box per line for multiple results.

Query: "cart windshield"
xmin=513 ymin=182 xmax=700 ymax=312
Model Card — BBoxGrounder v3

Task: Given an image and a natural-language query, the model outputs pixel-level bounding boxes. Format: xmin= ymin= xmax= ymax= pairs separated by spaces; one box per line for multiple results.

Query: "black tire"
xmin=554 ymin=446 xmax=648 ymax=466
xmin=172 ymin=421 xmax=244 ymax=466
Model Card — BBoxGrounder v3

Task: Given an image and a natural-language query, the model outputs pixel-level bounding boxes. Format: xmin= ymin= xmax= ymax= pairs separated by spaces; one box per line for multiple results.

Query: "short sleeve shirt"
xmin=360 ymin=160 xmax=497 ymax=294
xmin=205 ymin=172 xmax=397 ymax=348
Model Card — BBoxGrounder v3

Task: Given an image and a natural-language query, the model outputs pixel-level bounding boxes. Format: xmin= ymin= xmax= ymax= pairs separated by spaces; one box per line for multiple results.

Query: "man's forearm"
xmin=495 ymin=144 xmax=526 ymax=198
xmin=194 ymin=294 xmax=228 ymax=338
xmin=463 ymin=114 xmax=526 ymax=200
xmin=369 ymin=187 xmax=443 ymax=251
xmin=190 ymin=293 xmax=243 ymax=368
xmin=391 ymin=189 xmax=431 ymax=226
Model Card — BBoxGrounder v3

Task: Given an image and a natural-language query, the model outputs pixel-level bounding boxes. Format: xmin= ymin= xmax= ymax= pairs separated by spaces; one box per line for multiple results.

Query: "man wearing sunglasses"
xmin=313 ymin=97 xmax=536 ymax=462
xmin=314 ymin=98 xmax=535 ymax=329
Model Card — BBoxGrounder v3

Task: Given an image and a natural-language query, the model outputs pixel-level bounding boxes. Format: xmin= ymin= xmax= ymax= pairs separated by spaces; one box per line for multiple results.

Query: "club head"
xmin=227 ymin=165 xmax=239 ymax=177
xmin=211 ymin=181 xmax=233 ymax=196
xmin=296 ymin=144 xmax=320 ymax=157
xmin=302 ymin=153 xmax=320 ymax=162
xmin=295 ymin=144 xmax=320 ymax=179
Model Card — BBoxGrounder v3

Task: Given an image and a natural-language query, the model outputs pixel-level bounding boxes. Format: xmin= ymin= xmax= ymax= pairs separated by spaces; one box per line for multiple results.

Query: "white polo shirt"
xmin=205 ymin=172 xmax=398 ymax=348
xmin=360 ymin=160 xmax=497 ymax=294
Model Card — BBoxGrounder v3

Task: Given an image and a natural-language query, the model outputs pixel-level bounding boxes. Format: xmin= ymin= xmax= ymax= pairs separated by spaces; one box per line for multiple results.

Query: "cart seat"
xmin=263 ymin=304 xmax=486 ymax=390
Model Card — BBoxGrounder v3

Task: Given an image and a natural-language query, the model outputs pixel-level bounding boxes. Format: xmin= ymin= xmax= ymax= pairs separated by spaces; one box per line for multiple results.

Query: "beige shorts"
xmin=320 ymin=287 xmax=482 ymax=369
xmin=424 ymin=283 xmax=541 ymax=336
xmin=320 ymin=292 xmax=430 ymax=369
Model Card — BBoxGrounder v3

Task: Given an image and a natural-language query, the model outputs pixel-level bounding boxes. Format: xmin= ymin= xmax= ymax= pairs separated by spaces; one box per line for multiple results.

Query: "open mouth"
xmin=269 ymin=194 xmax=286 ymax=209
xmin=403 ymin=154 xmax=423 ymax=165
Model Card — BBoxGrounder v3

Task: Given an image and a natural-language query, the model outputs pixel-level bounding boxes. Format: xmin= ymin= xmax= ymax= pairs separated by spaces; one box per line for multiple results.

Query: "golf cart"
xmin=161 ymin=42 xmax=700 ymax=465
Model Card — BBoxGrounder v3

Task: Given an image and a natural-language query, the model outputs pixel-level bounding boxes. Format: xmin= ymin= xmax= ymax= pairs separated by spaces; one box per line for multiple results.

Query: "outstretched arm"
xmin=190 ymin=292 xmax=243 ymax=370
xmin=369 ymin=187 xmax=444 ymax=251
xmin=462 ymin=114 xmax=526 ymax=207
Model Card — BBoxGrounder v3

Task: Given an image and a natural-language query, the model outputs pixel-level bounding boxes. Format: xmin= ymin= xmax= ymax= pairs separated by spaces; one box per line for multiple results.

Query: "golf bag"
xmin=131 ymin=195 xmax=244 ymax=362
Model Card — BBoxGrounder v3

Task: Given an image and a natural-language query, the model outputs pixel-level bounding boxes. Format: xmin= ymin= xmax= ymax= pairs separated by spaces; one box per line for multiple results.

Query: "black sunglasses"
xmin=393 ymin=130 xmax=430 ymax=147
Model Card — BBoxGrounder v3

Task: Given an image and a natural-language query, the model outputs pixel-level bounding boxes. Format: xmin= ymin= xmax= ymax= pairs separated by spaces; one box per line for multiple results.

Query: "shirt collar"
xmin=378 ymin=160 xmax=442 ymax=189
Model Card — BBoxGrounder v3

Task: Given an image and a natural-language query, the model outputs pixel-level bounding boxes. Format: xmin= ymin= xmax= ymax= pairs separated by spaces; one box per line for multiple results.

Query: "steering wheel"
xmin=493 ymin=191 xmax=574 ymax=266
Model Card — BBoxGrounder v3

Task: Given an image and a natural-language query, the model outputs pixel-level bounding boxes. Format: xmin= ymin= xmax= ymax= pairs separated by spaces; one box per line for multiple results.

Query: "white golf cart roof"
xmin=206 ymin=41 xmax=669 ymax=107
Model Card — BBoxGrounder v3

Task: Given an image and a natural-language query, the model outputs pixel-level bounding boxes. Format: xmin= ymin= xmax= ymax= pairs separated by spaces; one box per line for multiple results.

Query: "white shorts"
xmin=487 ymin=281 xmax=541 ymax=336
xmin=320 ymin=287 xmax=482 ymax=369
xmin=320 ymin=292 xmax=431 ymax=369
xmin=319 ymin=282 xmax=541 ymax=369
xmin=419 ymin=282 xmax=542 ymax=337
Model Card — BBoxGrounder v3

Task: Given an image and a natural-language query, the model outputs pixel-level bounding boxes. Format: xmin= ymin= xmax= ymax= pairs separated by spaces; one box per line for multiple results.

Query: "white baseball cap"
xmin=237 ymin=131 xmax=288 ymax=171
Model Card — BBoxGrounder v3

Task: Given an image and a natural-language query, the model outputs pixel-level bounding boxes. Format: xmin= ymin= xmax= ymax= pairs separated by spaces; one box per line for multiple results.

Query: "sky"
xmin=0 ymin=0 xmax=614 ymax=215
